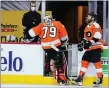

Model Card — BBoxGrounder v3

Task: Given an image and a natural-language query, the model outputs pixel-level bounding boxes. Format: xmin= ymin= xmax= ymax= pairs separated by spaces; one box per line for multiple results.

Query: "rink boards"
xmin=1 ymin=43 xmax=108 ymax=86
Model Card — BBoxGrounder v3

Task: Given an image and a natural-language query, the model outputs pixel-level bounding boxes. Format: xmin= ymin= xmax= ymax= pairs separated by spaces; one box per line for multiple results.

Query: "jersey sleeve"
xmin=28 ymin=23 xmax=42 ymax=37
xmin=57 ymin=22 xmax=69 ymax=41
xmin=84 ymin=23 xmax=102 ymax=44
xmin=92 ymin=23 xmax=102 ymax=39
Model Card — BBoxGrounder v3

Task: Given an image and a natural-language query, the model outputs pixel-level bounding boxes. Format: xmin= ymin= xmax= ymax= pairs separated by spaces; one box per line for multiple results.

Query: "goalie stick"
xmin=49 ymin=42 xmax=85 ymax=52
xmin=49 ymin=44 xmax=72 ymax=83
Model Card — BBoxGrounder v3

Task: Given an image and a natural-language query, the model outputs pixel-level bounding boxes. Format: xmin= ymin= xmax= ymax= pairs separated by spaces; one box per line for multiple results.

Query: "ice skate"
xmin=72 ymin=76 xmax=83 ymax=86
xmin=58 ymin=80 xmax=67 ymax=86
xmin=93 ymin=77 xmax=103 ymax=87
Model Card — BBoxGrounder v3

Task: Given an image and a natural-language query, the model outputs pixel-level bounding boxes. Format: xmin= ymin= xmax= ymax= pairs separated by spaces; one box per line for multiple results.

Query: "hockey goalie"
xmin=23 ymin=15 xmax=69 ymax=85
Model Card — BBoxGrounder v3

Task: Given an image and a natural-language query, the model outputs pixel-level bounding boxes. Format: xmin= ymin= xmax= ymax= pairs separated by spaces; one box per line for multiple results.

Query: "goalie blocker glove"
xmin=61 ymin=39 xmax=69 ymax=50
xmin=24 ymin=32 xmax=33 ymax=40
xmin=23 ymin=32 xmax=35 ymax=43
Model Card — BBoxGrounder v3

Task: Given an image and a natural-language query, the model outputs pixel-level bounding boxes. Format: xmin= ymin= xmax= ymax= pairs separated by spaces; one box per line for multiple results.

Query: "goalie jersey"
xmin=29 ymin=21 xmax=68 ymax=49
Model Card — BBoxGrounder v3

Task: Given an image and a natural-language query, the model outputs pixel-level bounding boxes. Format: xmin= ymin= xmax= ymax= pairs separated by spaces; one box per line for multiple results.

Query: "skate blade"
xmin=93 ymin=84 xmax=102 ymax=87
xmin=59 ymin=82 xmax=67 ymax=86
xmin=72 ymin=81 xmax=78 ymax=85
xmin=72 ymin=81 xmax=82 ymax=86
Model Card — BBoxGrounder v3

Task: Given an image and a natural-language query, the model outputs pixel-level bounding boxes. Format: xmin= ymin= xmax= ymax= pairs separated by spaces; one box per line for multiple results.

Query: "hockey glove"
xmin=61 ymin=40 xmax=69 ymax=50
xmin=77 ymin=42 xmax=84 ymax=51
xmin=24 ymin=32 xmax=33 ymax=39
xmin=23 ymin=32 xmax=35 ymax=43
xmin=83 ymin=40 xmax=92 ymax=49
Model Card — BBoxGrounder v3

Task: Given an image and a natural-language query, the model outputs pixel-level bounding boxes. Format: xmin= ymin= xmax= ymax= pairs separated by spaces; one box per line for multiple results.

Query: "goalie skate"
xmin=58 ymin=80 xmax=67 ymax=86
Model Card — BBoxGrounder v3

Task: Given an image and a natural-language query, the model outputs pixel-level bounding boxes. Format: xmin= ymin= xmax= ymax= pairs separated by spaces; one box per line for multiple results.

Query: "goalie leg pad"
xmin=54 ymin=52 xmax=68 ymax=82
xmin=50 ymin=59 xmax=56 ymax=72
xmin=55 ymin=52 xmax=63 ymax=69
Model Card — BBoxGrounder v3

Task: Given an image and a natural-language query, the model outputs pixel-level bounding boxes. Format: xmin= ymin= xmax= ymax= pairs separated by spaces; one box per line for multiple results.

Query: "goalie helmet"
xmin=43 ymin=15 xmax=54 ymax=26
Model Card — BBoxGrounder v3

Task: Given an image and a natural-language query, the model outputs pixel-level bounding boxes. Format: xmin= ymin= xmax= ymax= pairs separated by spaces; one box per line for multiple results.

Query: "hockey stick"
xmin=49 ymin=42 xmax=84 ymax=52
xmin=49 ymin=44 xmax=60 ymax=52
xmin=49 ymin=44 xmax=73 ymax=52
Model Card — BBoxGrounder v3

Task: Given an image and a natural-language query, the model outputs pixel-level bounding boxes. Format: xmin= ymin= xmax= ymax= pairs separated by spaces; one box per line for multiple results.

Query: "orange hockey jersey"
xmin=29 ymin=21 xmax=68 ymax=49
xmin=84 ymin=22 xmax=103 ymax=51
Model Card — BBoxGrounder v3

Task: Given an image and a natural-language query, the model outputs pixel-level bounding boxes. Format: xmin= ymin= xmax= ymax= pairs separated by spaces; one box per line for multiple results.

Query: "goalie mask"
xmin=43 ymin=15 xmax=54 ymax=26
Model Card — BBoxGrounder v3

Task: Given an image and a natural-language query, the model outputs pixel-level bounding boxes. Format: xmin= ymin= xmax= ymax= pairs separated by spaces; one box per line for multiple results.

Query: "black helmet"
xmin=88 ymin=12 xmax=97 ymax=21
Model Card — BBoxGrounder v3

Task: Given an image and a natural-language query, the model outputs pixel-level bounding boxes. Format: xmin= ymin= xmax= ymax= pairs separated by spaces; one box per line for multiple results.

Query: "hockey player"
xmin=24 ymin=15 xmax=69 ymax=85
xmin=72 ymin=12 xmax=104 ymax=87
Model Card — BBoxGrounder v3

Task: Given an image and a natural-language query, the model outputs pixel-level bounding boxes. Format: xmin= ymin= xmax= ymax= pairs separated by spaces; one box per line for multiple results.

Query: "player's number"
xmin=43 ymin=27 xmax=56 ymax=38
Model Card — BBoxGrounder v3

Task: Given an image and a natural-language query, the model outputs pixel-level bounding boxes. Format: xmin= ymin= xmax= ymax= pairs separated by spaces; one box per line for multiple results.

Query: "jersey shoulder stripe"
xmin=93 ymin=22 xmax=100 ymax=28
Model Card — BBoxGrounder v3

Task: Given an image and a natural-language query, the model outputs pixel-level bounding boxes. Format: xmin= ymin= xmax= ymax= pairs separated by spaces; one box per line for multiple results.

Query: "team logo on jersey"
xmin=86 ymin=31 xmax=92 ymax=37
